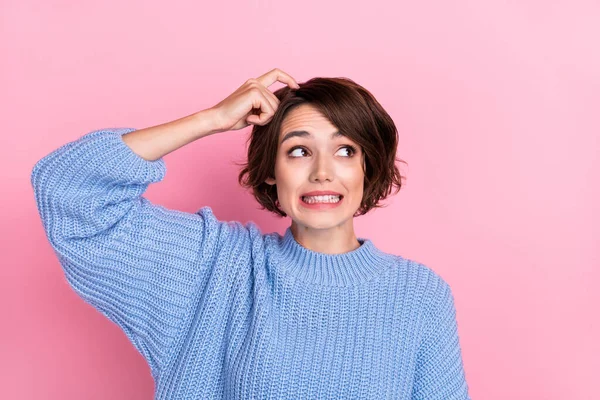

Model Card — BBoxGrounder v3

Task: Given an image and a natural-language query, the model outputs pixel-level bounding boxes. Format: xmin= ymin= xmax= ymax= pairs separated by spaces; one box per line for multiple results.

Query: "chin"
xmin=293 ymin=215 xmax=352 ymax=230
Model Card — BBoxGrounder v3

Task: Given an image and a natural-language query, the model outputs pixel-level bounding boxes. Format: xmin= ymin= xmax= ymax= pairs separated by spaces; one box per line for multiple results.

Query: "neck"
xmin=269 ymin=226 xmax=394 ymax=287
xmin=290 ymin=220 xmax=361 ymax=255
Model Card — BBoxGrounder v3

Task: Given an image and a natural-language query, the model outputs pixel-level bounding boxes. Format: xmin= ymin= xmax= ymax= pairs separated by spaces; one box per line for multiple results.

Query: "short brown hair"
xmin=236 ymin=77 xmax=407 ymax=218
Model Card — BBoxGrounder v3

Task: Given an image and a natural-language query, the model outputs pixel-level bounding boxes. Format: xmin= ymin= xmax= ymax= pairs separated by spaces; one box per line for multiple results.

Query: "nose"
xmin=309 ymin=153 xmax=334 ymax=183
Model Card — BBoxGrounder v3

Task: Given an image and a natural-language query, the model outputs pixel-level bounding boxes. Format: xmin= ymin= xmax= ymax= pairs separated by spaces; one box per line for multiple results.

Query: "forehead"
xmin=280 ymin=104 xmax=336 ymax=133
xmin=279 ymin=104 xmax=341 ymax=143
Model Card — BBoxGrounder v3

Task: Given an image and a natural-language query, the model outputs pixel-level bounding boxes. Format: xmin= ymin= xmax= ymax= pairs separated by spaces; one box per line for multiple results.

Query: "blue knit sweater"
xmin=31 ymin=128 xmax=470 ymax=399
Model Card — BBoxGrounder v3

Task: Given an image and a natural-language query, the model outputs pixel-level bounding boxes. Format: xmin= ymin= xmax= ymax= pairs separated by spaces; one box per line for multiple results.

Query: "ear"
xmin=265 ymin=176 xmax=276 ymax=185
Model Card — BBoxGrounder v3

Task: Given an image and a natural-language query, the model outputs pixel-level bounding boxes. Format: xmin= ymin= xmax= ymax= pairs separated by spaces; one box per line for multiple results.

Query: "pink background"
xmin=3 ymin=1 xmax=599 ymax=399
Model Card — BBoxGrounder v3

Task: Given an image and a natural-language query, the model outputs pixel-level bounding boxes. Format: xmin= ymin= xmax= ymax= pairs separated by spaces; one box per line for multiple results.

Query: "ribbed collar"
xmin=268 ymin=227 xmax=394 ymax=287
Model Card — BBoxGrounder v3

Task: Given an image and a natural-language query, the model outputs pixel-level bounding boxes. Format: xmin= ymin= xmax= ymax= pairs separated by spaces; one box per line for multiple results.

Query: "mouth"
xmin=299 ymin=194 xmax=344 ymax=209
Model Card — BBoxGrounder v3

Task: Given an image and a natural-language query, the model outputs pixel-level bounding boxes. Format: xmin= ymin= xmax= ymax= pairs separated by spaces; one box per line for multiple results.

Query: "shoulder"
xmin=390 ymin=255 xmax=452 ymax=292
xmin=194 ymin=206 xmax=267 ymax=253
xmin=389 ymin=255 xmax=455 ymax=314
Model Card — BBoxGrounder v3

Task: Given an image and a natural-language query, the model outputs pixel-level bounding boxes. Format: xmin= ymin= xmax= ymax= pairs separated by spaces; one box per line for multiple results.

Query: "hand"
xmin=209 ymin=68 xmax=300 ymax=133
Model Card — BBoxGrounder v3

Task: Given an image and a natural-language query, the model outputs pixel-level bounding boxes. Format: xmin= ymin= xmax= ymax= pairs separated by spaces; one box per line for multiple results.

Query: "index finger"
xmin=256 ymin=68 xmax=300 ymax=90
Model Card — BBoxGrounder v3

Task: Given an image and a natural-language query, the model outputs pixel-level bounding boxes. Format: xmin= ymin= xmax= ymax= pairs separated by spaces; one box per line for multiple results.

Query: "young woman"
xmin=31 ymin=68 xmax=470 ymax=399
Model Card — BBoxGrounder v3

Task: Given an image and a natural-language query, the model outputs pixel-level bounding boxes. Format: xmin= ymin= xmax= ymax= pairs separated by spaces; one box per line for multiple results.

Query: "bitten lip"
xmin=300 ymin=191 xmax=343 ymax=197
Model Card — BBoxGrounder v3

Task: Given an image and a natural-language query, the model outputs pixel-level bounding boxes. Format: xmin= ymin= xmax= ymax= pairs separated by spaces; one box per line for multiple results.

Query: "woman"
xmin=31 ymin=68 xmax=470 ymax=399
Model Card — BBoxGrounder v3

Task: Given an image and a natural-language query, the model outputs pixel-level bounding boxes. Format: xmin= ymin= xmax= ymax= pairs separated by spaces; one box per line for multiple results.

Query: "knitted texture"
xmin=31 ymin=128 xmax=470 ymax=399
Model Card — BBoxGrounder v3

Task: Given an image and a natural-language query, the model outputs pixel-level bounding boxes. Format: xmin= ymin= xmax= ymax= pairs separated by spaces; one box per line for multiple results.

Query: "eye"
xmin=337 ymin=145 xmax=357 ymax=157
xmin=286 ymin=145 xmax=358 ymax=158
xmin=288 ymin=146 xmax=308 ymax=158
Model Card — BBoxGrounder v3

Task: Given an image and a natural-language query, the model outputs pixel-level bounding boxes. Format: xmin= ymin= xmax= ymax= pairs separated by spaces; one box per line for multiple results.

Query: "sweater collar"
xmin=269 ymin=227 xmax=393 ymax=287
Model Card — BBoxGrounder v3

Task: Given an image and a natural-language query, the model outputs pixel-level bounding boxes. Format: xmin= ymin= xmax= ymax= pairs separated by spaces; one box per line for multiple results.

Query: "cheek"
xmin=274 ymin=165 xmax=298 ymax=203
xmin=341 ymin=165 xmax=365 ymax=186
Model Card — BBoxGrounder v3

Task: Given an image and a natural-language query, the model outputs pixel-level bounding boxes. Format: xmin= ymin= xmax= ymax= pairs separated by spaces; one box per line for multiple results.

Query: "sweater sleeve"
xmin=30 ymin=127 xmax=229 ymax=380
xmin=412 ymin=277 xmax=471 ymax=400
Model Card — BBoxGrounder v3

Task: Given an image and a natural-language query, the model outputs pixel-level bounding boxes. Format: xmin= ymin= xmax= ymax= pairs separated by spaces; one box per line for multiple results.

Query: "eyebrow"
xmin=280 ymin=130 xmax=344 ymax=145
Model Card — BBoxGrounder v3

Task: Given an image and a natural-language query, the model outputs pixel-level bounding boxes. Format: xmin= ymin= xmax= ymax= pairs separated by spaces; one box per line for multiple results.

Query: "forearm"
xmin=122 ymin=108 xmax=221 ymax=161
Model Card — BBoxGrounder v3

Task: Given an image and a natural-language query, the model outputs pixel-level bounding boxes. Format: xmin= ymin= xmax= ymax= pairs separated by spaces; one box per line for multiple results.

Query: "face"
xmin=265 ymin=104 xmax=366 ymax=231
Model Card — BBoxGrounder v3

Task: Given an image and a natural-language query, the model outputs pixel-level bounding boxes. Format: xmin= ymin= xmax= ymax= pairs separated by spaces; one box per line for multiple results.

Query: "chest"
xmin=158 ymin=271 xmax=425 ymax=399
xmin=224 ymin=282 xmax=422 ymax=399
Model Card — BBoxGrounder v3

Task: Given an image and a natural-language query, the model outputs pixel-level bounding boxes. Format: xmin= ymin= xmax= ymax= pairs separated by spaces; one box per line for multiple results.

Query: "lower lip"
xmin=299 ymin=196 xmax=344 ymax=210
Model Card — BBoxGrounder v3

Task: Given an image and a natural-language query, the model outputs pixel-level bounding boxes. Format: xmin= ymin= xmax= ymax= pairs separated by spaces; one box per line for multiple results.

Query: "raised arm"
xmin=30 ymin=68 xmax=300 ymax=381
xmin=120 ymin=108 xmax=219 ymax=162
xmin=30 ymin=122 xmax=224 ymax=381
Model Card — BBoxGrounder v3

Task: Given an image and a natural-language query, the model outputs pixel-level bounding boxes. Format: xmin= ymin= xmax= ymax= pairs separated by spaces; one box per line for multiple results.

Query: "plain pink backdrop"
xmin=2 ymin=0 xmax=599 ymax=399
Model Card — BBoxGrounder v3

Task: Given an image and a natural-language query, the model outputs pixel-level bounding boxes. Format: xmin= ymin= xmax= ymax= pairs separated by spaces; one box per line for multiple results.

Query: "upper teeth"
xmin=303 ymin=195 xmax=341 ymax=203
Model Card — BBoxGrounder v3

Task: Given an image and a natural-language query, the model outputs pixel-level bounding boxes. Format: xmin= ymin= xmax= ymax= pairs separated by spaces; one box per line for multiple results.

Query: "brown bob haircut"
xmin=236 ymin=77 xmax=406 ymax=218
